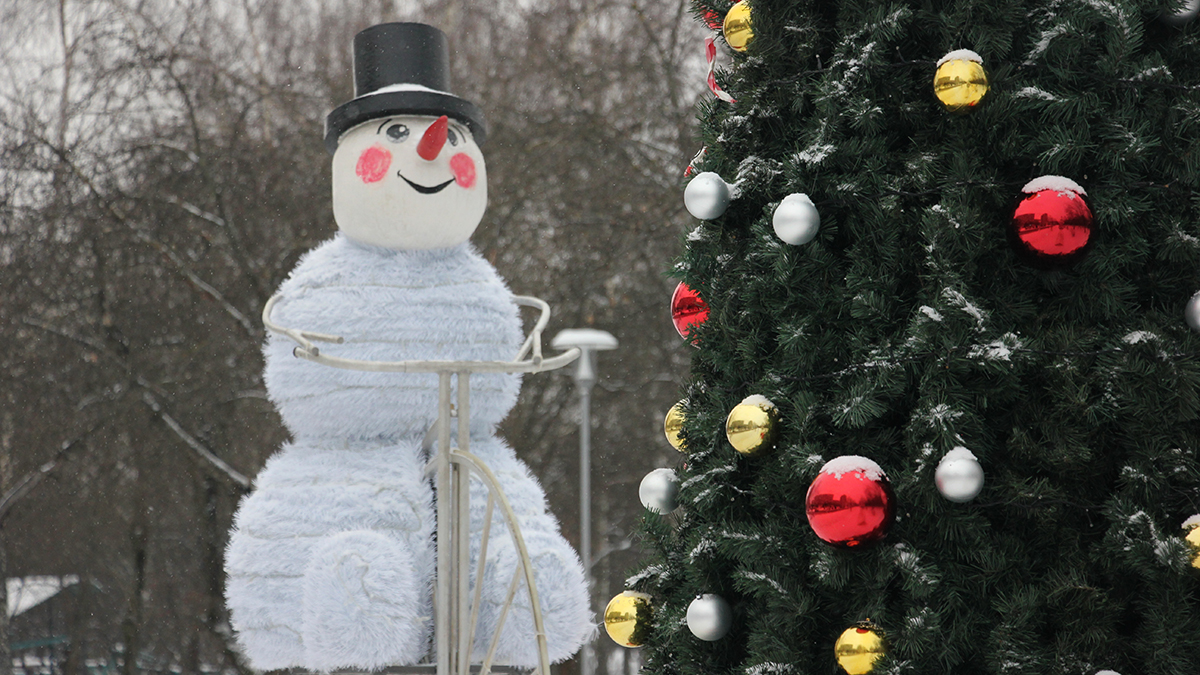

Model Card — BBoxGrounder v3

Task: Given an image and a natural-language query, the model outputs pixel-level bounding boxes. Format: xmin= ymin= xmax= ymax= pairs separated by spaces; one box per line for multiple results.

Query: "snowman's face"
xmin=331 ymin=115 xmax=487 ymax=250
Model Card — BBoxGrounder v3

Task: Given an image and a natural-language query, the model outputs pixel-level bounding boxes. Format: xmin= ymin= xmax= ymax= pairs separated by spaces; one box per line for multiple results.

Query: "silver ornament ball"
xmin=686 ymin=593 xmax=732 ymax=641
xmin=1186 ymin=291 xmax=1200 ymax=332
xmin=1164 ymin=0 xmax=1199 ymax=24
xmin=639 ymin=468 xmax=681 ymax=514
xmin=935 ymin=448 xmax=984 ymax=503
xmin=772 ymin=193 xmax=821 ymax=245
xmin=684 ymin=172 xmax=731 ymax=221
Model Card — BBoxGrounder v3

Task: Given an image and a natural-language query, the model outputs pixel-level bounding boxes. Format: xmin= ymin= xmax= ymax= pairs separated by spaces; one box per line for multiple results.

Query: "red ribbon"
xmin=705 ymin=35 xmax=736 ymax=103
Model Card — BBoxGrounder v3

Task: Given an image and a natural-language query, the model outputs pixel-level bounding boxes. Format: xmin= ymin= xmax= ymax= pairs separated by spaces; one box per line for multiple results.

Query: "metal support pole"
xmin=578 ymin=383 xmax=594 ymax=675
xmin=456 ymin=372 xmax=472 ymax=675
xmin=549 ymin=330 xmax=615 ymax=675
xmin=436 ymin=372 xmax=453 ymax=675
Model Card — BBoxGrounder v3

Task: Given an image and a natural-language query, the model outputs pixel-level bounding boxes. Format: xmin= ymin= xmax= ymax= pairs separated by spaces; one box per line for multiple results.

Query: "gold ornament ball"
xmin=725 ymin=395 xmax=778 ymax=455
xmin=1186 ymin=521 xmax=1200 ymax=569
xmin=722 ymin=1 xmax=754 ymax=53
xmin=834 ymin=623 xmax=887 ymax=675
xmin=604 ymin=591 xmax=652 ymax=647
xmin=664 ymin=400 xmax=687 ymax=452
xmin=933 ymin=58 xmax=989 ymax=112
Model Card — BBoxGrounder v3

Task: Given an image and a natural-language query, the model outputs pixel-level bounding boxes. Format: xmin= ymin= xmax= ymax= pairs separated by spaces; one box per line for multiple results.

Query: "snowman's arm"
xmin=261 ymin=293 xmax=345 ymax=357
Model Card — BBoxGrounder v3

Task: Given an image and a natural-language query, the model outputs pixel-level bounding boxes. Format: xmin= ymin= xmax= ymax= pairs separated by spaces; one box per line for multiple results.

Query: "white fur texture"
xmin=263 ymin=237 xmax=523 ymax=440
xmin=227 ymin=236 xmax=590 ymax=671
xmin=301 ymin=531 xmax=425 ymax=671
xmin=226 ymin=437 xmax=436 ymax=670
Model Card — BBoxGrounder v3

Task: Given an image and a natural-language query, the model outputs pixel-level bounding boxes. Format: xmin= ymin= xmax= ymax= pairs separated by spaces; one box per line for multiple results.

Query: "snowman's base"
xmin=263 ymin=293 xmax=583 ymax=675
xmin=288 ymin=666 xmax=529 ymax=675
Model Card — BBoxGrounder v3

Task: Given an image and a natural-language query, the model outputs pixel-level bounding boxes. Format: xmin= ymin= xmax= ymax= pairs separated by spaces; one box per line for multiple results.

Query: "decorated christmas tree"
xmin=618 ymin=0 xmax=1200 ymax=673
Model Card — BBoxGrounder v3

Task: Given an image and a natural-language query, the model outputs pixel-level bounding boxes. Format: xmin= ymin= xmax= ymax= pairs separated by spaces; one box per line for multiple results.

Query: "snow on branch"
xmin=967 ymin=333 xmax=1024 ymax=362
xmin=1014 ymin=87 xmax=1059 ymax=101
xmin=745 ymin=663 xmax=793 ymax=675
xmin=941 ymin=288 xmax=989 ymax=331
xmin=1027 ymin=24 xmax=1069 ymax=62
xmin=680 ymin=463 xmax=735 ymax=491
xmin=735 ymin=570 xmax=789 ymax=597
xmin=625 ymin=564 xmax=668 ymax=587
xmin=1079 ymin=0 xmax=1136 ymax=43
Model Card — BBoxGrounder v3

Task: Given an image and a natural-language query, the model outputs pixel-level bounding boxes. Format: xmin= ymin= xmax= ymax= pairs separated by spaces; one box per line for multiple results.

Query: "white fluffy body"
xmin=226 ymin=235 xmax=590 ymax=671
xmin=264 ymin=236 xmax=523 ymax=439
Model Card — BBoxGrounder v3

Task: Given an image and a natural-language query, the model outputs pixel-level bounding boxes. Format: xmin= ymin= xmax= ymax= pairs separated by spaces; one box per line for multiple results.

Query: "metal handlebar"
xmin=261 ymin=292 xmax=579 ymax=374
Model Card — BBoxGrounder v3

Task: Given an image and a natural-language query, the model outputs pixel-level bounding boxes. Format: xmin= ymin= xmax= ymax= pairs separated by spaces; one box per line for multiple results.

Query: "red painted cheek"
xmin=355 ymin=145 xmax=392 ymax=183
xmin=450 ymin=153 xmax=477 ymax=188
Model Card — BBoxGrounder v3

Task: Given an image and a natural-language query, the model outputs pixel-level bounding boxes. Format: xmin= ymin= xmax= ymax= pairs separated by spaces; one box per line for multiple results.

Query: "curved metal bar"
xmin=261 ymin=292 xmax=577 ymax=375
xmin=481 ymin=568 xmax=525 ymax=675
xmin=291 ymin=349 xmax=579 ymax=375
xmin=452 ymin=449 xmax=552 ymax=675
xmin=510 ymin=296 xmax=550 ymax=364
xmin=260 ymin=294 xmax=344 ymax=356
xmin=465 ymin=493 xmax=495 ymax=673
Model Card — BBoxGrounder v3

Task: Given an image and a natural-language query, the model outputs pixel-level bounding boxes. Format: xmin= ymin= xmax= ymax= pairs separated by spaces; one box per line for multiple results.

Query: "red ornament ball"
xmin=701 ymin=8 xmax=724 ymax=30
xmin=1008 ymin=176 xmax=1094 ymax=270
xmin=805 ymin=456 xmax=896 ymax=548
xmin=671 ymin=282 xmax=709 ymax=340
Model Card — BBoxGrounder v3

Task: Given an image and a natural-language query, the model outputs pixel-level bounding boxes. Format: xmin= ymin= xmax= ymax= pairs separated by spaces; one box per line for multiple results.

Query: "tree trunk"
xmin=121 ymin=524 xmax=146 ymax=675
xmin=62 ymin=576 xmax=86 ymax=675
xmin=0 ymin=527 xmax=10 ymax=675
xmin=205 ymin=478 xmax=252 ymax=675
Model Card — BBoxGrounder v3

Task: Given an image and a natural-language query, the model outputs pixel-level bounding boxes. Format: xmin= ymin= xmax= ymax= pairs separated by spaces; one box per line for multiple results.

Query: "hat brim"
xmin=324 ymin=90 xmax=487 ymax=154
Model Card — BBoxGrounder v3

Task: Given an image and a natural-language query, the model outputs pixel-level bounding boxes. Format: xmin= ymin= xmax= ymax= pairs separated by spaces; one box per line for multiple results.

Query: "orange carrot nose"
xmin=417 ymin=115 xmax=449 ymax=160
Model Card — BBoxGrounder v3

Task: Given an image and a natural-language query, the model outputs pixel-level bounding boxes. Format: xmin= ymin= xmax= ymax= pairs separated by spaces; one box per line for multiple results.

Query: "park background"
xmin=0 ymin=0 xmax=705 ymax=673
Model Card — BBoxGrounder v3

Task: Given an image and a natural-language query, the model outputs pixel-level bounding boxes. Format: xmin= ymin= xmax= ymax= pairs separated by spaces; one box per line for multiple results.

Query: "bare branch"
xmin=165 ymin=194 xmax=227 ymax=228
xmin=20 ymin=318 xmax=252 ymax=491
xmin=140 ymin=391 xmax=251 ymax=491
xmin=0 ymin=422 xmax=99 ymax=525
xmin=18 ymin=131 xmax=261 ymax=338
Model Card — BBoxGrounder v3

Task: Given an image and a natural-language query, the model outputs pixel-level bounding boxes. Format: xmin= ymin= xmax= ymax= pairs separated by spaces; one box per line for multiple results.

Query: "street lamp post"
xmin=550 ymin=328 xmax=618 ymax=675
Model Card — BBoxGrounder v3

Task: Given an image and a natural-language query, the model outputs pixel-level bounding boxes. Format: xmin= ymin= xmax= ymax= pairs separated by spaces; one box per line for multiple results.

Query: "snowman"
xmin=224 ymin=23 xmax=591 ymax=672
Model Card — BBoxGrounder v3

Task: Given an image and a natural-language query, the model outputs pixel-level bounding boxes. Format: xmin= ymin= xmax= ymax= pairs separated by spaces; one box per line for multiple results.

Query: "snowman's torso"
xmin=227 ymin=235 xmax=530 ymax=668
xmin=264 ymin=234 xmax=525 ymax=441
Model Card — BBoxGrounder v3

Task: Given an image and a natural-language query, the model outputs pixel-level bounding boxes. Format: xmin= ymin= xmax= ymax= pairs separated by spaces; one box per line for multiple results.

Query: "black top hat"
xmin=324 ymin=23 xmax=487 ymax=154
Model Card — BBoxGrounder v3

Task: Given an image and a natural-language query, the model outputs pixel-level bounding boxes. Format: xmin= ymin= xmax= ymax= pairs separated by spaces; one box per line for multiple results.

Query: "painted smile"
xmin=398 ymin=172 xmax=455 ymax=194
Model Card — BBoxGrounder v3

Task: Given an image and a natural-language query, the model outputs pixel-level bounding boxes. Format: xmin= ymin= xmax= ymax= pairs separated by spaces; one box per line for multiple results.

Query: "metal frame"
xmin=263 ymin=294 xmax=579 ymax=675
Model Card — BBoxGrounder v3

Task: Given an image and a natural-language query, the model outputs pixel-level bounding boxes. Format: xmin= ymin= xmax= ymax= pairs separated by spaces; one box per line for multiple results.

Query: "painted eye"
xmin=447 ymin=127 xmax=459 ymax=147
xmin=386 ymin=124 xmax=410 ymax=142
